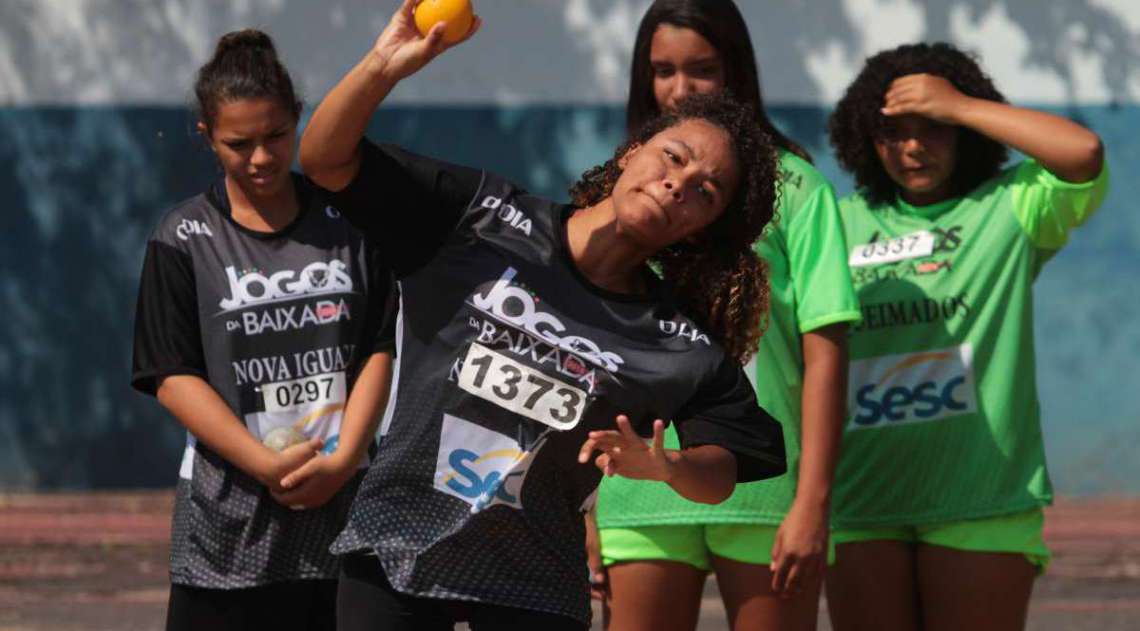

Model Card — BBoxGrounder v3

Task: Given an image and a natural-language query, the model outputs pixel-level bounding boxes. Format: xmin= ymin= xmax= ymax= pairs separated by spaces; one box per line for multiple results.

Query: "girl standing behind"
xmin=825 ymin=42 xmax=1107 ymax=631
xmin=593 ymin=2 xmax=861 ymax=629
xmin=131 ymin=29 xmax=396 ymax=631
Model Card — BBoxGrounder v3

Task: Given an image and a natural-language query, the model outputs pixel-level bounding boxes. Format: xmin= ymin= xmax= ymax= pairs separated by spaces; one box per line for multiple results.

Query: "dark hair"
xmin=570 ymin=93 xmax=777 ymax=364
xmin=194 ymin=29 xmax=302 ymax=132
xmin=828 ymin=42 xmax=1009 ymax=205
xmin=627 ymin=0 xmax=811 ymax=162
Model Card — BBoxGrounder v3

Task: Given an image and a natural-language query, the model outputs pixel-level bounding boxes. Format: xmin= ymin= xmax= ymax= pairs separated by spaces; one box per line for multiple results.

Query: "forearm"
xmin=299 ymin=50 xmax=399 ymax=191
xmin=954 ymin=97 xmax=1103 ymax=182
xmin=157 ymin=375 xmax=274 ymax=483
xmin=665 ymin=445 xmax=737 ymax=504
xmin=793 ymin=326 xmax=849 ymax=510
xmin=329 ymin=353 xmax=393 ymax=470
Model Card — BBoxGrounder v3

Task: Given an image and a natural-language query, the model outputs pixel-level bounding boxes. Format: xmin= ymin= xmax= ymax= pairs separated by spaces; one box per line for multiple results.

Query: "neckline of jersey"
xmin=893 ymin=194 xmax=960 ymax=219
xmin=555 ymin=205 xmax=664 ymax=305
xmin=205 ymin=174 xmax=311 ymax=240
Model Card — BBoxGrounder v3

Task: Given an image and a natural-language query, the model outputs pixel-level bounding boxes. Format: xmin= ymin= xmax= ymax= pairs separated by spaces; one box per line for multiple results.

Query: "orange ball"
xmin=413 ymin=0 xmax=474 ymax=45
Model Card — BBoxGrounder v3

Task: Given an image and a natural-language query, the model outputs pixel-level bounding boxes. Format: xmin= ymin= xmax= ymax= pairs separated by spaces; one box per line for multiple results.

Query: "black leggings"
xmin=336 ymin=553 xmax=587 ymax=631
xmin=166 ymin=579 xmax=337 ymax=631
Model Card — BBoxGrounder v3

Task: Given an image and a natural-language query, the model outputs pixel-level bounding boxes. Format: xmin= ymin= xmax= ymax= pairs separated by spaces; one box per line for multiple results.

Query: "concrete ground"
xmin=1 ymin=493 xmax=1138 ymax=630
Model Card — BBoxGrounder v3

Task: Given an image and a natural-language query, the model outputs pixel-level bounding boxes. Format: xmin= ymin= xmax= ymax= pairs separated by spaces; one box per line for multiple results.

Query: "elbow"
xmin=1072 ymin=134 xmax=1106 ymax=183
xmin=700 ymin=483 xmax=735 ymax=505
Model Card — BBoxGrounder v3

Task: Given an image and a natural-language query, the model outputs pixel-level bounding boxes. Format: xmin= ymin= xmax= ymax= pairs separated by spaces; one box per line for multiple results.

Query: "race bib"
xmin=458 ymin=343 xmax=586 ymax=430
xmin=262 ymin=372 xmax=346 ymax=413
xmin=849 ymin=230 xmax=935 ymax=267
xmin=251 ymin=372 xmax=356 ymax=461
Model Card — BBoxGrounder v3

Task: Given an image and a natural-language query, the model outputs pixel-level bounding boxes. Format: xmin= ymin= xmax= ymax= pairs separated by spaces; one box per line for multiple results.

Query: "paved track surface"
xmin=2 ymin=493 xmax=1138 ymax=630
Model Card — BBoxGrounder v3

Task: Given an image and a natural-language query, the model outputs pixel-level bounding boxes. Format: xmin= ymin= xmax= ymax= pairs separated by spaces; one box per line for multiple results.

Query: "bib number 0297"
xmin=458 ymin=343 xmax=586 ymax=430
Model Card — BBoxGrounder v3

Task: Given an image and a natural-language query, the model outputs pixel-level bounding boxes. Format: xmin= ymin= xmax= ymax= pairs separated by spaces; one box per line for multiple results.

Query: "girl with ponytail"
xmin=131 ymin=29 xmax=396 ymax=631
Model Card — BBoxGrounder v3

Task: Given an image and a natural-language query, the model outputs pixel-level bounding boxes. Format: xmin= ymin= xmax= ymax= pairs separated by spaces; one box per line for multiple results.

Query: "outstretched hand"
xmin=372 ymin=0 xmax=481 ymax=82
xmin=578 ymin=415 xmax=676 ymax=482
xmin=881 ymin=73 xmax=970 ymax=125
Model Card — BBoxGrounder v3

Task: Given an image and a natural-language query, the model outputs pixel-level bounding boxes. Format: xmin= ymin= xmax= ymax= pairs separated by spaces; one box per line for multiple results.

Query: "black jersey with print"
xmin=327 ymin=142 xmax=786 ymax=624
xmin=131 ymin=175 xmax=396 ymax=588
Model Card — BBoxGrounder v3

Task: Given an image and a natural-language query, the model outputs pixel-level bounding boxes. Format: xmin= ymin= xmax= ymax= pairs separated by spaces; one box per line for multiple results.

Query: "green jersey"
xmin=833 ymin=160 xmax=1109 ymax=528
xmin=597 ymin=151 xmax=862 ymax=527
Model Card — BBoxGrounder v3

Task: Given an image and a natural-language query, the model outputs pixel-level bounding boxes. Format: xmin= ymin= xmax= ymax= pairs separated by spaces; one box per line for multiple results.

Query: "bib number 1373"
xmin=458 ymin=343 xmax=586 ymax=430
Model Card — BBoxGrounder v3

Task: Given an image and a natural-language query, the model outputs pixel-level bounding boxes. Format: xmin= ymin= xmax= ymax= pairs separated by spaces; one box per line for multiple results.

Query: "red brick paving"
xmin=2 ymin=493 xmax=1138 ymax=630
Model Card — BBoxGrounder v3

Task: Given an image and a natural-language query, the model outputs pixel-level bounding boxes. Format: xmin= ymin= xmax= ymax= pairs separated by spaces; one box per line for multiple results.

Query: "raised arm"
xmin=882 ymin=73 xmax=1104 ymax=183
xmin=299 ymin=0 xmax=480 ymax=191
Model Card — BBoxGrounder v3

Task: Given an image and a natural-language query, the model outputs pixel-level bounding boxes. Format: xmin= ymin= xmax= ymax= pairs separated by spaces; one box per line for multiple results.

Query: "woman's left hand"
xmin=271 ymin=453 xmax=356 ymax=511
xmin=577 ymin=415 xmax=676 ymax=482
xmin=769 ymin=498 xmax=829 ymax=599
xmin=881 ymin=73 xmax=971 ymax=124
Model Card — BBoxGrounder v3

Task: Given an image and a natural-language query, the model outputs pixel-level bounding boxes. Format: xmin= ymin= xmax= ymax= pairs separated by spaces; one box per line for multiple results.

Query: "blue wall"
xmin=1 ymin=104 xmax=1136 ymax=491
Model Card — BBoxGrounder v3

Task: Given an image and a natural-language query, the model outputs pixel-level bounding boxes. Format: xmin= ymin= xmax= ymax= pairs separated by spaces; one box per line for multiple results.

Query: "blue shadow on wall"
xmin=0 ymin=104 xmax=1136 ymax=491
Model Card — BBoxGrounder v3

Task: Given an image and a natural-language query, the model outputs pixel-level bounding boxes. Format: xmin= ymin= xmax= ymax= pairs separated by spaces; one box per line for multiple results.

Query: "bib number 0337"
xmin=458 ymin=343 xmax=586 ymax=430
xmin=849 ymin=230 xmax=935 ymax=267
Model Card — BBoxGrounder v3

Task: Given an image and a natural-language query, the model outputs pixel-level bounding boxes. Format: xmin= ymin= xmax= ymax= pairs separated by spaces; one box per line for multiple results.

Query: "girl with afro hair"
xmin=825 ymin=42 xmax=1107 ymax=631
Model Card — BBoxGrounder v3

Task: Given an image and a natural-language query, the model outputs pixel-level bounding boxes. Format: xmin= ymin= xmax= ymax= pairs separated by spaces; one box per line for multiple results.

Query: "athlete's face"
xmin=874 ymin=114 xmax=959 ymax=205
xmin=650 ymin=25 xmax=726 ymax=111
xmin=612 ymin=118 xmax=739 ymax=250
xmin=201 ymin=98 xmax=298 ymax=201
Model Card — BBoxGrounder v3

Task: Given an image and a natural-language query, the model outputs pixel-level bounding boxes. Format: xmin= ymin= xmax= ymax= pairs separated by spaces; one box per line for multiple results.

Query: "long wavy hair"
xmin=570 ymin=93 xmax=778 ymax=364
xmin=828 ymin=42 xmax=1008 ymax=205
xmin=627 ymin=0 xmax=811 ymax=162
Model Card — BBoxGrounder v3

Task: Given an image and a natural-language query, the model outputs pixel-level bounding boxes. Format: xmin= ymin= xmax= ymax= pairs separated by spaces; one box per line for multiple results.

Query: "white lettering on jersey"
xmin=231 ymin=344 xmax=355 ymax=387
xmin=481 ymin=196 xmax=533 ymax=236
xmin=235 ymin=299 xmax=352 ymax=335
xmin=175 ymin=218 xmax=213 ymax=241
xmin=219 ymin=260 xmax=353 ymax=311
xmin=471 ymin=267 xmax=624 ymax=373
xmin=659 ymin=320 xmax=711 ymax=345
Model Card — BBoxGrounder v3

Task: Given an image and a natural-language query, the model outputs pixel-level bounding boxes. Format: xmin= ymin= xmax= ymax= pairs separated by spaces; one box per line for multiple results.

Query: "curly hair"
xmin=569 ymin=93 xmax=778 ymax=364
xmin=828 ymin=42 xmax=1009 ymax=206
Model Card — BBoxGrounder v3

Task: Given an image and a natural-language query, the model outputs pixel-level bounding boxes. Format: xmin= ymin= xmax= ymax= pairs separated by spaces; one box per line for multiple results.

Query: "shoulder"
xmin=837 ymin=190 xmax=877 ymax=217
xmin=776 ymin=150 xmax=835 ymax=217
xmin=777 ymin=150 xmax=829 ymax=194
xmin=149 ymin=191 xmax=216 ymax=249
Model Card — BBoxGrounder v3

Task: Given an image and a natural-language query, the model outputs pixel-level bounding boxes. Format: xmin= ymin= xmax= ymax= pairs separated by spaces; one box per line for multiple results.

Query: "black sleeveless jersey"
xmin=329 ymin=142 xmax=786 ymax=623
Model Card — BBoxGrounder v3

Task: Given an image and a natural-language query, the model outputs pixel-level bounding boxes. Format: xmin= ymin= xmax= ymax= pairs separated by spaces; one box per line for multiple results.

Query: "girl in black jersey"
xmin=300 ymin=2 xmax=787 ymax=629
xmin=131 ymin=30 xmax=395 ymax=631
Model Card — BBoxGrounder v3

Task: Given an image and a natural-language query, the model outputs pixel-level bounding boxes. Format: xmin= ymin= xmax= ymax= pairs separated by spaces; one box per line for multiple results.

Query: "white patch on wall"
xmin=949 ymin=3 xmax=1067 ymax=102
xmin=563 ymin=0 xmax=650 ymax=102
xmin=805 ymin=0 xmax=926 ymax=104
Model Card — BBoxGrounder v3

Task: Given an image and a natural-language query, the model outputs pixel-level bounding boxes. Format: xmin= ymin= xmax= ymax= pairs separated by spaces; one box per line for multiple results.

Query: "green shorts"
xmin=832 ymin=508 xmax=1050 ymax=570
xmin=599 ymin=523 xmax=836 ymax=571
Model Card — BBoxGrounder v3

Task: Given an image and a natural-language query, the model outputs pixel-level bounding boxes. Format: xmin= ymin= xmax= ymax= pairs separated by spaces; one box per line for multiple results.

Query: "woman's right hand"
xmin=256 ymin=438 xmax=323 ymax=495
xmin=372 ymin=0 xmax=481 ymax=82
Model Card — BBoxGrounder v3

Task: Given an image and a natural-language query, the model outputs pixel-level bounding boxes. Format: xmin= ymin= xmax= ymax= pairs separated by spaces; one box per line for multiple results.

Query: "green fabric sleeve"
xmin=786 ymin=181 xmax=863 ymax=333
xmin=1009 ymin=159 xmax=1110 ymax=251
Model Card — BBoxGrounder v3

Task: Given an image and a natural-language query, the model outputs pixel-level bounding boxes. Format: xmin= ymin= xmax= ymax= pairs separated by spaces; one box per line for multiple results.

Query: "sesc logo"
xmin=433 ymin=414 xmax=542 ymax=513
xmin=847 ymin=345 xmax=977 ymax=430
